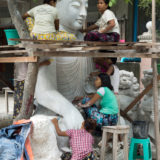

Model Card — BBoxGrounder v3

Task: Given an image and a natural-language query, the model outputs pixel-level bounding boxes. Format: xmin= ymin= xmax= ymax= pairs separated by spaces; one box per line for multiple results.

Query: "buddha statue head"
xmin=56 ymin=0 xmax=88 ymax=34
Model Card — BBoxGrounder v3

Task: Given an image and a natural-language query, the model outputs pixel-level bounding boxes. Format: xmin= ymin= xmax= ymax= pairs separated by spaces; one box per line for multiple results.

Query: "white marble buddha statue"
xmin=31 ymin=0 xmax=92 ymax=158
xmin=56 ymin=0 xmax=94 ymax=100
xmin=56 ymin=0 xmax=88 ymax=40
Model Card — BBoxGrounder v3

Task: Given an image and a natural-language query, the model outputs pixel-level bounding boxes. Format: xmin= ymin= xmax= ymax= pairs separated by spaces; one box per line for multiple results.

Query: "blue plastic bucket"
xmin=4 ymin=29 xmax=20 ymax=45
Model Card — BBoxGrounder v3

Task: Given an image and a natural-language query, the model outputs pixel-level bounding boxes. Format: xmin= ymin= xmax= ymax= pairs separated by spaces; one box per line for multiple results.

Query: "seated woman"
xmin=23 ymin=0 xmax=59 ymax=40
xmin=90 ymin=57 xmax=119 ymax=95
xmin=23 ymin=0 xmax=76 ymax=41
xmin=78 ymin=73 xmax=119 ymax=129
xmin=82 ymin=0 xmax=120 ymax=42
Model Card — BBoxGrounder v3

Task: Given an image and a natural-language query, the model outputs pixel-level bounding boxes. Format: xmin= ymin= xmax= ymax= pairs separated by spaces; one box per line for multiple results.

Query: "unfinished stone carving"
xmin=118 ymin=70 xmax=140 ymax=117
xmin=31 ymin=0 xmax=92 ymax=158
xmin=30 ymin=115 xmax=61 ymax=160
xmin=56 ymin=0 xmax=93 ymax=101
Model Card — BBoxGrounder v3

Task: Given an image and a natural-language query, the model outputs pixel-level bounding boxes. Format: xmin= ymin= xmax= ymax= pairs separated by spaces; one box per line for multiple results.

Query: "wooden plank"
xmin=57 ymin=47 xmax=83 ymax=51
xmin=10 ymin=38 xmax=160 ymax=47
xmin=0 ymin=50 xmax=27 ymax=55
xmin=124 ymin=83 xmax=152 ymax=113
xmin=34 ymin=50 xmax=160 ymax=58
xmin=134 ymin=42 xmax=160 ymax=46
xmin=83 ymin=46 xmax=137 ymax=50
xmin=152 ymin=0 xmax=160 ymax=157
xmin=153 ymin=59 xmax=160 ymax=160
xmin=0 ymin=45 xmax=19 ymax=49
xmin=0 ymin=56 xmax=37 ymax=63
xmin=11 ymin=38 xmax=145 ymax=46
xmin=21 ymin=43 xmax=65 ymax=49
xmin=10 ymin=38 xmax=160 ymax=50
xmin=120 ymin=110 xmax=133 ymax=122
xmin=22 ymin=43 xmax=138 ymax=50
xmin=7 ymin=0 xmax=39 ymax=123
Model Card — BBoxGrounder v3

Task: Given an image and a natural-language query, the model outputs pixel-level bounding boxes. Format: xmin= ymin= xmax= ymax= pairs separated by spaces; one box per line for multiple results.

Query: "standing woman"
xmin=82 ymin=0 xmax=120 ymax=42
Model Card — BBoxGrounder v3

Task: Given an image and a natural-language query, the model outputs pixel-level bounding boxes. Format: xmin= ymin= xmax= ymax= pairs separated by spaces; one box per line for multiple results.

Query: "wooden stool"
xmin=2 ymin=87 xmax=14 ymax=113
xmin=100 ymin=125 xmax=130 ymax=160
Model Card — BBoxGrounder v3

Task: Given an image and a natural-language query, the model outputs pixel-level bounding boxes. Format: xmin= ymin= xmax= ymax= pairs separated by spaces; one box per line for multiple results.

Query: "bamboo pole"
xmin=152 ymin=0 xmax=160 ymax=159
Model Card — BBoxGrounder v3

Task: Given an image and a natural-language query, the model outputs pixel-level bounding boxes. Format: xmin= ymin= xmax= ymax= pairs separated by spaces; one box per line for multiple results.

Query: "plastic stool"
xmin=129 ymin=138 xmax=152 ymax=160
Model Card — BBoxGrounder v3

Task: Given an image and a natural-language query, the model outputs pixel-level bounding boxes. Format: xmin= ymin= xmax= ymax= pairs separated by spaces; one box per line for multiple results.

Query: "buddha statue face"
xmin=56 ymin=0 xmax=88 ymax=33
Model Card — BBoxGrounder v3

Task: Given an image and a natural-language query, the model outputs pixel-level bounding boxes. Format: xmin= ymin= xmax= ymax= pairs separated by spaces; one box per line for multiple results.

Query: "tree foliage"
xmin=138 ymin=0 xmax=160 ymax=20
xmin=109 ymin=0 xmax=132 ymax=7
xmin=109 ymin=0 xmax=159 ymax=20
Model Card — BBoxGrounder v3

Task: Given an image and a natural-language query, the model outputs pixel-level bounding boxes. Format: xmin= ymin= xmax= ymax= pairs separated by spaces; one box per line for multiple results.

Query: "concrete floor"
xmin=0 ymin=92 xmax=14 ymax=114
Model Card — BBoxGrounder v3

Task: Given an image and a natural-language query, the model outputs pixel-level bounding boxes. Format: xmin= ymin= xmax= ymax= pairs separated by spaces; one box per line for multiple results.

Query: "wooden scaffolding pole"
xmin=7 ymin=0 xmax=39 ymax=120
xmin=152 ymin=0 xmax=160 ymax=159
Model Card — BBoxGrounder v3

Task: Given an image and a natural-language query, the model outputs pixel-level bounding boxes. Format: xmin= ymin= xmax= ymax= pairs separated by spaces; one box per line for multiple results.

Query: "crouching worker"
xmin=52 ymin=118 xmax=97 ymax=160
xmin=78 ymin=73 xmax=119 ymax=129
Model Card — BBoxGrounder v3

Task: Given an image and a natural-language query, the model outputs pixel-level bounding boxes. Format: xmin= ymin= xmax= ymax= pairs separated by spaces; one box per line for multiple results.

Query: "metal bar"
xmin=133 ymin=0 xmax=138 ymax=42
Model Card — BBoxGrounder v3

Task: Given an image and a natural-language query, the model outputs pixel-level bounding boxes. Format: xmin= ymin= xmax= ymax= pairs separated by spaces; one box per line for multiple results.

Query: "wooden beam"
xmin=152 ymin=0 xmax=160 ymax=157
xmin=10 ymin=38 xmax=160 ymax=47
xmin=123 ymin=75 xmax=160 ymax=114
xmin=11 ymin=38 xmax=147 ymax=46
xmin=153 ymin=59 xmax=160 ymax=159
xmin=83 ymin=46 xmax=137 ymax=50
xmin=21 ymin=43 xmax=138 ymax=50
xmin=21 ymin=43 xmax=65 ymax=49
xmin=120 ymin=109 xmax=133 ymax=122
xmin=34 ymin=50 xmax=160 ymax=58
xmin=0 ymin=45 xmax=19 ymax=49
xmin=0 ymin=56 xmax=37 ymax=63
xmin=6 ymin=0 xmax=38 ymax=122
xmin=0 ymin=50 xmax=27 ymax=55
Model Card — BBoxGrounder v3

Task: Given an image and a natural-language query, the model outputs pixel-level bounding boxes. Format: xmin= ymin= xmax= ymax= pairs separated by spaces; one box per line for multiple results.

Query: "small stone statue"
xmin=138 ymin=21 xmax=152 ymax=42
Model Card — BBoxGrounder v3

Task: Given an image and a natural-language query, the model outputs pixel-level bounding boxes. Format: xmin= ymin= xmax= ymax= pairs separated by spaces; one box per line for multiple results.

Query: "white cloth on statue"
xmin=110 ymin=65 xmax=119 ymax=93
xmin=95 ymin=9 xmax=120 ymax=34
xmin=14 ymin=63 xmax=28 ymax=81
xmin=27 ymin=4 xmax=59 ymax=34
